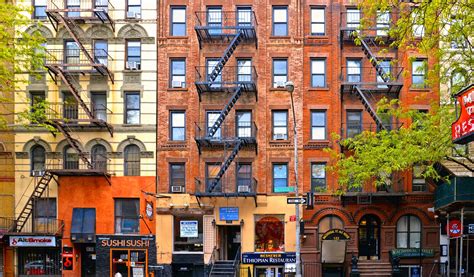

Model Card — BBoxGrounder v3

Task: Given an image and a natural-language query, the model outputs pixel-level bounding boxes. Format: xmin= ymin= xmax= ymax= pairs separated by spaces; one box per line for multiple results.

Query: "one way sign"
xmin=287 ymin=197 xmax=306 ymax=204
xmin=287 ymin=192 xmax=314 ymax=209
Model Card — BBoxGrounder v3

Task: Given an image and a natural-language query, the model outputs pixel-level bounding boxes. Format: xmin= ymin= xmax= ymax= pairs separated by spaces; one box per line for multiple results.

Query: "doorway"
xmin=219 ymin=226 xmax=241 ymax=260
xmin=80 ymin=244 xmax=96 ymax=277
xmin=358 ymin=214 xmax=380 ymax=260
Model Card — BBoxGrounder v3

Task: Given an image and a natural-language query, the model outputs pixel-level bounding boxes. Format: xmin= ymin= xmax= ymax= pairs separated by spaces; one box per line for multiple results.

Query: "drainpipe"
xmin=459 ymin=207 xmax=464 ymax=277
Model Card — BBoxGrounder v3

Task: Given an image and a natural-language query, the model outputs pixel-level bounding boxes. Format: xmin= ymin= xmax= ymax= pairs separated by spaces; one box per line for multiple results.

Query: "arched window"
xmin=91 ymin=144 xmax=107 ymax=171
xmin=124 ymin=144 xmax=140 ymax=176
xmin=318 ymin=215 xmax=344 ymax=248
xmin=31 ymin=145 xmax=46 ymax=175
xmin=397 ymin=215 xmax=421 ymax=248
xmin=64 ymin=145 xmax=79 ymax=169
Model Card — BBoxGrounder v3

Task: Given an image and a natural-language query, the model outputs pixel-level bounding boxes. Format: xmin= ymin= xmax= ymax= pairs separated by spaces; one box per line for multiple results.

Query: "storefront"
xmin=172 ymin=215 xmax=205 ymax=277
xmin=320 ymin=229 xmax=350 ymax=277
xmin=8 ymin=235 xmax=61 ymax=276
xmin=95 ymin=235 xmax=156 ymax=277
xmin=390 ymin=248 xmax=435 ymax=277
xmin=242 ymin=252 xmax=296 ymax=277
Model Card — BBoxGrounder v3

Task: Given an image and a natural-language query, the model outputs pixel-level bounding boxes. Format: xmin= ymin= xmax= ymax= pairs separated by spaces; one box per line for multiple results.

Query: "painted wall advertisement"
xmin=9 ymin=236 xmax=56 ymax=247
xmin=180 ymin=220 xmax=198 ymax=237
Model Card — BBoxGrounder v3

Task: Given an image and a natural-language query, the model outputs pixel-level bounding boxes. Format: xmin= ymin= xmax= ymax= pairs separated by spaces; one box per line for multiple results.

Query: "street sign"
xmin=287 ymin=197 xmax=306 ymax=204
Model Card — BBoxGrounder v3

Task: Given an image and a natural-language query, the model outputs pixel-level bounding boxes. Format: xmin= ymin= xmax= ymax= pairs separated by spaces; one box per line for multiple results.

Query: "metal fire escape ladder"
xmin=57 ymin=70 xmax=94 ymax=120
xmin=208 ymin=31 xmax=244 ymax=83
xmin=207 ymin=86 xmax=243 ymax=138
xmin=15 ymin=172 xmax=54 ymax=232
xmin=352 ymin=32 xmax=390 ymax=83
xmin=352 ymin=86 xmax=385 ymax=130
xmin=208 ymin=139 xmax=246 ymax=193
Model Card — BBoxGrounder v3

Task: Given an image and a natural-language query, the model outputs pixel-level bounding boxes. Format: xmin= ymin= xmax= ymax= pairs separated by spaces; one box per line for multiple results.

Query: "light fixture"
xmin=212 ymin=219 xmax=216 ymax=227
xmin=240 ymin=219 xmax=244 ymax=227
xmin=285 ymin=81 xmax=294 ymax=93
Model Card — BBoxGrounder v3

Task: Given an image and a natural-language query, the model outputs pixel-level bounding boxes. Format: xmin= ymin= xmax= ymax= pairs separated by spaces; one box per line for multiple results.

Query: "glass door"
xmin=111 ymin=249 xmax=147 ymax=277
xmin=255 ymin=266 xmax=284 ymax=277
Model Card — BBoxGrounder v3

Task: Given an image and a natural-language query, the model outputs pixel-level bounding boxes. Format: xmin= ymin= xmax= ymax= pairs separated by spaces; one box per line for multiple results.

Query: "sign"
xmin=321 ymin=229 xmax=351 ymax=240
xmin=448 ymin=219 xmax=462 ymax=238
xmin=289 ymin=215 xmax=297 ymax=222
xmin=9 ymin=236 xmax=56 ymax=247
xmin=287 ymin=197 xmax=306 ymax=204
xmin=62 ymin=247 xmax=74 ymax=271
xmin=285 ymin=263 xmax=296 ymax=273
xmin=242 ymin=252 xmax=296 ymax=264
xmin=145 ymin=201 xmax=154 ymax=220
xmin=97 ymin=236 xmax=152 ymax=248
xmin=219 ymin=207 xmax=239 ymax=221
xmin=452 ymin=84 xmax=474 ymax=144
xmin=390 ymin=248 xmax=435 ymax=259
xmin=180 ymin=220 xmax=198 ymax=237
xmin=468 ymin=224 xmax=474 ymax=234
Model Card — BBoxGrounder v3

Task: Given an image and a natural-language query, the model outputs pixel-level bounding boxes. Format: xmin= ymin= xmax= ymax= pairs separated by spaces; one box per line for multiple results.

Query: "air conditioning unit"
xmin=275 ymin=81 xmax=286 ymax=88
xmin=126 ymin=62 xmax=141 ymax=70
xmin=31 ymin=170 xmax=44 ymax=177
xmin=127 ymin=11 xmax=141 ymax=19
xmin=172 ymin=81 xmax=185 ymax=88
xmin=274 ymin=133 xmax=287 ymax=140
xmin=135 ymin=13 xmax=141 ymax=19
xmin=171 ymin=186 xmax=184 ymax=193
xmin=238 ymin=185 xmax=250 ymax=193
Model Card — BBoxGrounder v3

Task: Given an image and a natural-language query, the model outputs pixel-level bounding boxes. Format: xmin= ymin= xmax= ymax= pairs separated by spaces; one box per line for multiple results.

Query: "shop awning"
xmin=71 ymin=208 xmax=96 ymax=243
xmin=321 ymin=240 xmax=347 ymax=263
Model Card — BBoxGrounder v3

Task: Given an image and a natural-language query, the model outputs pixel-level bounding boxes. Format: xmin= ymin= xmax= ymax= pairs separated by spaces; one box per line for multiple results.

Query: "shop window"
xmin=124 ymin=144 xmax=140 ymax=176
xmin=18 ymin=248 xmax=61 ymax=276
xmin=111 ymin=249 xmax=147 ymax=277
xmin=115 ymin=198 xmax=140 ymax=234
xmin=173 ymin=216 xmax=204 ymax=252
xmin=318 ymin=215 xmax=343 ymax=249
xmin=255 ymin=215 xmax=285 ymax=252
xmin=33 ymin=198 xmax=57 ymax=233
xmin=31 ymin=145 xmax=45 ymax=176
xmin=397 ymin=215 xmax=421 ymax=248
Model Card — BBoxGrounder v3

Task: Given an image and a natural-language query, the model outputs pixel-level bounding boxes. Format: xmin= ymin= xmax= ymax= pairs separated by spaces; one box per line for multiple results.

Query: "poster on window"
xmin=180 ymin=220 xmax=198 ymax=237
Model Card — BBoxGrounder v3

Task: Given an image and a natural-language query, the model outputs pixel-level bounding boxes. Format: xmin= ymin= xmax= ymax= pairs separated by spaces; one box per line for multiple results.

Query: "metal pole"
xmin=289 ymin=89 xmax=302 ymax=277
xmin=459 ymin=208 xmax=464 ymax=277
xmin=447 ymin=213 xmax=450 ymax=277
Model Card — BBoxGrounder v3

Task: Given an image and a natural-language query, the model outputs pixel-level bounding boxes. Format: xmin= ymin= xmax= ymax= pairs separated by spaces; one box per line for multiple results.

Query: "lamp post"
xmin=286 ymin=81 xmax=302 ymax=277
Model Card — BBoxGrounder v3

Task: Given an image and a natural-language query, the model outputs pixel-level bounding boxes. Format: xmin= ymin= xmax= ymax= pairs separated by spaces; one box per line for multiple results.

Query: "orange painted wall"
xmin=57 ymin=176 xmax=156 ymax=277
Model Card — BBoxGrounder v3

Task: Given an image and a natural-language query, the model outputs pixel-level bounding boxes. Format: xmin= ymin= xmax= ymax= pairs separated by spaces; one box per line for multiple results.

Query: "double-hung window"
xmin=376 ymin=11 xmax=390 ymax=36
xmin=206 ymin=163 xmax=221 ymax=192
xmin=206 ymin=59 xmax=222 ymax=88
xmin=346 ymin=9 xmax=360 ymax=29
xmin=397 ymin=215 xmax=421 ymax=248
xmin=273 ymin=59 xmax=288 ymax=88
xmin=124 ymin=145 xmax=140 ymax=176
xmin=170 ymin=59 xmax=186 ymax=88
xmin=170 ymin=163 xmax=185 ymax=192
xmin=412 ymin=10 xmax=424 ymax=38
xmin=236 ymin=111 xmax=252 ymax=138
xmin=34 ymin=0 xmax=47 ymax=19
xmin=311 ymin=8 xmax=325 ymax=35
xmin=311 ymin=59 xmax=326 ymax=87
xmin=377 ymin=60 xmax=391 ymax=88
xmin=237 ymin=59 xmax=252 ymax=82
xmin=94 ymin=40 xmax=108 ymax=66
xmin=170 ymin=111 xmax=185 ymax=141
xmin=412 ymin=165 xmax=426 ymax=192
xmin=272 ymin=6 xmax=288 ymax=36
xmin=33 ymin=198 xmax=56 ymax=232
xmin=237 ymin=163 xmax=252 ymax=188
xmin=125 ymin=93 xmax=140 ymax=124
xmin=347 ymin=59 xmax=361 ymax=83
xmin=65 ymin=41 xmax=80 ymax=70
xmin=126 ymin=40 xmax=141 ymax=69
xmin=207 ymin=111 xmax=221 ymax=139
xmin=237 ymin=7 xmax=252 ymax=27
xmin=346 ymin=111 xmax=362 ymax=138
xmin=273 ymin=163 xmax=289 ymax=192
xmin=30 ymin=91 xmax=46 ymax=124
xmin=311 ymin=163 xmax=326 ymax=191
xmin=67 ymin=0 xmax=80 ymax=17
xmin=311 ymin=111 xmax=326 ymax=140
xmin=115 ymin=199 xmax=140 ymax=234
xmin=412 ymin=59 xmax=426 ymax=88
xmin=207 ymin=7 xmax=222 ymax=35
xmin=272 ymin=111 xmax=288 ymax=140
xmin=171 ymin=7 xmax=186 ymax=36
xmin=31 ymin=145 xmax=46 ymax=175
xmin=127 ymin=0 xmax=141 ymax=18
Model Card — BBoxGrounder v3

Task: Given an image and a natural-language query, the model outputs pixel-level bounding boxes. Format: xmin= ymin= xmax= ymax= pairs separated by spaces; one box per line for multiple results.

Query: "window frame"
xmin=127 ymin=0 xmax=141 ymax=16
xmin=124 ymin=92 xmax=140 ymax=124
xmin=272 ymin=58 xmax=288 ymax=88
xmin=311 ymin=163 xmax=327 ymax=192
xmin=33 ymin=0 xmax=47 ymax=19
xmin=346 ymin=110 xmax=362 ymax=138
xmin=272 ymin=110 xmax=288 ymax=140
xmin=412 ymin=59 xmax=427 ymax=88
xmin=272 ymin=6 xmax=288 ymax=36
xmin=376 ymin=11 xmax=390 ymax=36
xmin=30 ymin=145 xmax=46 ymax=175
xmin=272 ymin=163 xmax=289 ymax=193
xmin=396 ymin=215 xmax=422 ymax=249
xmin=236 ymin=110 xmax=252 ymax=138
xmin=169 ymin=163 xmax=185 ymax=192
xmin=63 ymin=145 xmax=79 ymax=170
xmin=237 ymin=6 xmax=252 ymax=27
xmin=170 ymin=6 xmax=186 ymax=36
xmin=169 ymin=110 xmax=186 ymax=141
xmin=346 ymin=59 xmax=362 ymax=83
xmin=237 ymin=58 xmax=252 ymax=83
xmin=236 ymin=163 xmax=252 ymax=188
xmin=124 ymin=144 xmax=141 ymax=176
xmin=169 ymin=58 xmax=186 ymax=88
xmin=310 ymin=110 xmax=326 ymax=140
xmin=412 ymin=165 xmax=427 ymax=192
xmin=311 ymin=59 xmax=326 ymax=88
xmin=114 ymin=198 xmax=140 ymax=234
xmin=346 ymin=8 xmax=360 ymax=29
xmin=125 ymin=40 xmax=141 ymax=69
xmin=310 ymin=7 xmax=325 ymax=36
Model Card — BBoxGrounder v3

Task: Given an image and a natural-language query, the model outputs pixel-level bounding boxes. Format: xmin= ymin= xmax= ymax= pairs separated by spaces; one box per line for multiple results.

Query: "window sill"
xmin=269 ymin=139 xmax=290 ymax=143
xmin=167 ymin=36 xmax=189 ymax=39
xmin=307 ymin=140 xmax=330 ymax=144
xmin=166 ymin=140 xmax=187 ymax=144
xmin=123 ymin=69 xmax=142 ymax=73
xmin=125 ymin=18 xmax=142 ymax=22
xmin=308 ymin=87 xmax=329 ymax=91
xmin=269 ymin=36 xmax=291 ymax=39
xmin=269 ymin=88 xmax=289 ymax=91
xmin=307 ymin=35 xmax=329 ymax=39
xmin=410 ymin=87 xmax=431 ymax=92
xmin=122 ymin=124 xmax=142 ymax=127
xmin=167 ymin=88 xmax=188 ymax=92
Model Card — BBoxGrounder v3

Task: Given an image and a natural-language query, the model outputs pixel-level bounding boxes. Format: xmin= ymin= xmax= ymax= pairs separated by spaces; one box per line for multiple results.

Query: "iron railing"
xmin=5 ymin=217 xmax=64 ymax=235
xmin=195 ymin=66 xmax=258 ymax=92
xmin=340 ymin=122 xmax=402 ymax=139
xmin=194 ymin=177 xmax=257 ymax=195
xmin=38 ymin=102 xmax=112 ymax=123
xmin=195 ymin=122 xmax=257 ymax=142
xmin=45 ymin=49 xmax=113 ymax=71
xmin=340 ymin=11 xmax=398 ymax=39
xmin=47 ymin=0 xmax=115 ymax=19
xmin=340 ymin=66 xmax=404 ymax=92
xmin=195 ymin=11 xmax=257 ymax=29
xmin=0 ymin=217 xmax=15 ymax=234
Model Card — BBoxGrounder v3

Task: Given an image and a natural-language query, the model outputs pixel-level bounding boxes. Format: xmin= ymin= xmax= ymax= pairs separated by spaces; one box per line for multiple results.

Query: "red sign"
xmin=452 ymin=84 xmax=474 ymax=144
xmin=448 ymin=219 xmax=462 ymax=238
xmin=289 ymin=215 xmax=297 ymax=222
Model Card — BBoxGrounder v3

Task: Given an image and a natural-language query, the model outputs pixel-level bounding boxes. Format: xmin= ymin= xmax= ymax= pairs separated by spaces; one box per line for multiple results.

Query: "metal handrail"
xmin=194 ymin=121 xmax=257 ymax=141
xmin=195 ymin=11 xmax=257 ymax=28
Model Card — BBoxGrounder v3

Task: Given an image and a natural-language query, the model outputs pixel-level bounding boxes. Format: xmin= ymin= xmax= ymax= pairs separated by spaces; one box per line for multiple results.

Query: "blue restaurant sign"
xmin=219 ymin=207 xmax=239 ymax=221
xmin=242 ymin=252 xmax=296 ymax=264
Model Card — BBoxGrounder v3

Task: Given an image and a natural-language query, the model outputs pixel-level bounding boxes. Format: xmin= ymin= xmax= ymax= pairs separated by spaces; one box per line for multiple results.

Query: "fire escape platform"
xmin=195 ymin=27 xmax=257 ymax=44
xmin=341 ymin=82 xmax=403 ymax=94
xmin=47 ymin=169 xmax=111 ymax=177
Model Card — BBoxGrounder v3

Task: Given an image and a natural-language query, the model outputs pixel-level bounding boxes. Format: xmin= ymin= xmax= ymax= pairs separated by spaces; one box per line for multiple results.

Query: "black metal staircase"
xmin=207 ymin=31 xmax=243 ymax=82
xmin=208 ymin=139 xmax=246 ymax=193
xmin=207 ymin=86 xmax=243 ymax=138
xmin=351 ymin=86 xmax=385 ymax=130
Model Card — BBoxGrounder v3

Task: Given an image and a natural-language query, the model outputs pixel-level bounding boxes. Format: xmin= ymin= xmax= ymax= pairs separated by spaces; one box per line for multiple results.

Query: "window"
xmin=206 ymin=58 xmax=222 ymax=88
xmin=206 ymin=111 xmax=221 ymax=139
xmin=63 ymin=92 xmax=78 ymax=120
xmin=377 ymin=60 xmax=391 ymax=88
xmin=115 ymin=199 xmax=140 ymax=234
xmin=237 ymin=7 xmax=252 ymax=26
xmin=207 ymin=7 xmax=222 ymax=35
xmin=347 ymin=59 xmax=361 ymax=83
xmin=65 ymin=41 xmax=80 ymax=70
xmin=318 ymin=215 xmax=343 ymax=248
xmin=33 ymin=198 xmax=56 ymax=232
xmin=237 ymin=163 xmax=252 ymax=188
xmin=272 ymin=6 xmax=288 ymax=36
xmin=397 ymin=215 xmax=421 ymax=248
xmin=67 ymin=0 xmax=80 ymax=17
xmin=95 ymin=0 xmax=108 ymax=12
xmin=126 ymin=40 xmax=141 ymax=69
xmin=272 ymin=111 xmax=288 ymax=140
xmin=30 ymin=91 xmax=46 ymax=124
xmin=171 ymin=7 xmax=186 ymax=36
xmin=169 ymin=163 xmax=185 ymax=192
xmin=412 ymin=60 xmax=426 ymax=88
xmin=91 ymin=92 xmax=107 ymax=121
xmin=127 ymin=0 xmax=141 ymax=17
xmin=206 ymin=163 xmax=221 ymax=192
xmin=376 ymin=11 xmax=390 ymax=36
xmin=63 ymin=145 xmax=79 ymax=170
xmin=124 ymin=144 xmax=140 ymax=176
xmin=311 ymin=163 xmax=326 ymax=192
xmin=311 ymin=111 xmax=326 ymax=140
xmin=273 ymin=163 xmax=290 ymax=193
xmin=236 ymin=111 xmax=252 ymax=138
xmin=91 ymin=144 xmax=107 ymax=171
xmin=311 ymin=59 xmax=326 ymax=87
xmin=170 ymin=59 xmax=186 ymax=88
xmin=412 ymin=165 xmax=426 ymax=192
xmin=93 ymin=40 xmax=108 ymax=66
xmin=346 ymin=111 xmax=362 ymax=138
xmin=346 ymin=9 xmax=360 ymax=29
xmin=272 ymin=59 xmax=288 ymax=88
xmin=31 ymin=145 xmax=45 ymax=175
xmin=125 ymin=93 xmax=140 ymax=124
xmin=311 ymin=8 xmax=325 ymax=35
xmin=237 ymin=59 xmax=252 ymax=82
xmin=34 ymin=0 xmax=47 ymax=19
xmin=173 ymin=216 xmax=203 ymax=252
xmin=170 ymin=111 xmax=185 ymax=141
xmin=255 ymin=215 xmax=285 ymax=252
xmin=412 ymin=11 xmax=424 ymax=38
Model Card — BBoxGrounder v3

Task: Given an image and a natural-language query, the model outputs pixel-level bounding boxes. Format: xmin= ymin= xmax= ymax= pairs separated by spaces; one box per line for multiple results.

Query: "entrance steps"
xmin=358 ymin=260 xmax=392 ymax=277
xmin=209 ymin=260 xmax=235 ymax=277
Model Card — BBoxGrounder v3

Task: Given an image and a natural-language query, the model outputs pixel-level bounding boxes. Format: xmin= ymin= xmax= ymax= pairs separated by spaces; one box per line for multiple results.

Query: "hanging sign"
xmin=145 ymin=200 xmax=154 ymax=220
xmin=452 ymin=84 xmax=474 ymax=144
xmin=180 ymin=220 xmax=198 ymax=237
xmin=448 ymin=219 xmax=462 ymax=238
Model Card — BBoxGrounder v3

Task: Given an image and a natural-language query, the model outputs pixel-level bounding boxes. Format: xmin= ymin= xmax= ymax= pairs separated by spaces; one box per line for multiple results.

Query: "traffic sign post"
xmin=287 ymin=197 xmax=306 ymax=205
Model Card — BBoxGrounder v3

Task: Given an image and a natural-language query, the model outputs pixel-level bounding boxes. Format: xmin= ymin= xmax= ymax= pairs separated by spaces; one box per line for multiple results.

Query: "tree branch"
xmin=444 ymin=156 xmax=474 ymax=172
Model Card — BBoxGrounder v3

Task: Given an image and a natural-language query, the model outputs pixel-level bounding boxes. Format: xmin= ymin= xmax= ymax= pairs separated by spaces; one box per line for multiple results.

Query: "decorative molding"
xmin=22 ymin=137 xmax=52 ymax=152
xmin=352 ymin=206 xmax=389 ymax=224
xmin=116 ymin=137 xmax=147 ymax=152
xmin=55 ymin=138 xmax=84 ymax=153
xmin=386 ymin=206 xmax=434 ymax=225
xmin=123 ymin=72 xmax=142 ymax=84
xmin=15 ymin=152 xmax=28 ymax=159
xmin=25 ymin=25 xmax=54 ymax=38
xmin=84 ymin=138 xmax=113 ymax=153
xmin=140 ymin=151 xmax=154 ymax=158
xmin=306 ymin=206 xmax=355 ymax=225
xmin=117 ymin=24 xmax=155 ymax=44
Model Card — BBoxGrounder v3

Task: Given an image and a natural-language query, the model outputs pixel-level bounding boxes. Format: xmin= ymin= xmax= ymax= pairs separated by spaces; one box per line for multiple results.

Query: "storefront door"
xmin=255 ymin=266 xmax=284 ymax=277
xmin=358 ymin=214 xmax=380 ymax=260
xmin=111 ymin=249 xmax=147 ymax=277
xmin=220 ymin=226 xmax=241 ymax=260
xmin=81 ymin=244 xmax=96 ymax=277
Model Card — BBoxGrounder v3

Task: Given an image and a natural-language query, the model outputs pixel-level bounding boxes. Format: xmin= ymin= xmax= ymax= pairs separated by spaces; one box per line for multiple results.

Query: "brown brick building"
xmin=156 ymin=0 xmax=439 ymax=276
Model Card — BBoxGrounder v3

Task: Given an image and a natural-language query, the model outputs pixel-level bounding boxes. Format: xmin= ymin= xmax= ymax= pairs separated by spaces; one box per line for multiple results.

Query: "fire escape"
xmin=12 ymin=1 xmax=114 ymax=233
xmin=193 ymin=10 xmax=258 ymax=204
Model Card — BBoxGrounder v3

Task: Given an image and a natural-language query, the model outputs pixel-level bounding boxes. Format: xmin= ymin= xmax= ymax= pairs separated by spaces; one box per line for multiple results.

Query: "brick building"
xmin=156 ymin=0 xmax=440 ymax=276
